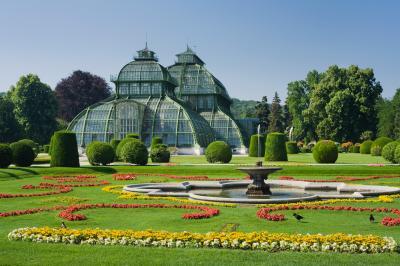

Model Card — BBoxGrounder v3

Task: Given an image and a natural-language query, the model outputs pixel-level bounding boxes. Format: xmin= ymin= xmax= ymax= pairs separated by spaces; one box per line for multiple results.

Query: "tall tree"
xmin=55 ymin=70 xmax=112 ymax=121
xmin=9 ymin=74 xmax=58 ymax=144
xmin=0 ymin=96 xmax=22 ymax=143
xmin=377 ymin=89 xmax=400 ymax=139
xmin=268 ymin=92 xmax=284 ymax=133
xmin=255 ymin=96 xmax=270 ymax=132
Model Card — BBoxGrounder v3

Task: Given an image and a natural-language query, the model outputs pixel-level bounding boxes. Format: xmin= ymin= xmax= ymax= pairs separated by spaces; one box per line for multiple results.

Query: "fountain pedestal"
xmin=237 ymin=163 xmax=282 ymax=196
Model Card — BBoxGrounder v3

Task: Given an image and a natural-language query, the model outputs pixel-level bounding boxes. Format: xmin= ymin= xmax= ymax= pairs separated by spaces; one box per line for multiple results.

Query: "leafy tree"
xmin=9 ymin=74 xmax=58 ymax=144
xmin=255 ymin=96 xmax=270 ymax=132
xmin=268 ymin=92 xmax=284 ymax=133
xmin=55 ymin=70 xmax=112 ymax=121
xmin=0 ymin=97 xmax=22 ymax=143
xmin=230 ymin=98 xmax=257 ymax=118
xmin=377 ymin=89 xmax=400 ymax=139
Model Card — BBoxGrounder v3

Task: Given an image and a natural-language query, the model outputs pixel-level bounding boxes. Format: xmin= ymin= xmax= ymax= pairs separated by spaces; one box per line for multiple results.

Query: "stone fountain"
xmin=237 ymin=161 xmax=282 ymax=196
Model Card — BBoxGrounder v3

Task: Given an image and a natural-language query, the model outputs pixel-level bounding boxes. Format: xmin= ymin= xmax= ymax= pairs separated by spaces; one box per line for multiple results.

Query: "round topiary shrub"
xmin=312 ymin=140 xmax=338 ymax=164
xmin=150 ymin=144 xmax=170 ymax=163
xmin=264 ymin=133 xmax=288 ymax=161
xmin=371 ymin=137 xmax=393 ymax=156
xmin=248 ymin=134 xmax=265 ymax=157
xmin=86 ymin=141 xmax=115 ymax=166
xmin=350 ymin=144 xmax=360 ymax=153
xmin=286 ymin=141 xmax=299 ymax=154
xmin=116 ymin=138 xmax=139 ymax=160
xmin=151 ymin=137 xmax=163 ymax=149
xmin=126 ymin=133 xmax=140 ymax=139
xmin=10 ymin=142 xmax=35 ymax=167
xmin=120 ymin=141 xmax=148 ymax=165
xmin=382 ymin=141 xmax=399 ymax=163
xmin=205 ymin=141 xmax=232 ymax=163
xmin=50 ymin=131 xmax=80 ymax=167
xmin=18 ymin=139 xmax=39 ymax=158
xmin=360 ymin=140 xmax=373 ymax=154
xmin=0 ymin=144 xmax=13 ymax=168
xmin=43 ymin=144 xmax=50 ymax=154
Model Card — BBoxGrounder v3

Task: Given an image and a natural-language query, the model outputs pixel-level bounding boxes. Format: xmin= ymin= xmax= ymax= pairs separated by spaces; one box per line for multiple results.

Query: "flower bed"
xmin=112 ymin=174 xmax=136 ymax=181
xmin=257 ymin=204 xmax=400 ymax=226
xmin=108 ymin=173 xmax=244 ymax=181
xmin=58 ymin=203 xmax=219 ymax=221
xmin=8 ymin=227 xmax=397 ymax=253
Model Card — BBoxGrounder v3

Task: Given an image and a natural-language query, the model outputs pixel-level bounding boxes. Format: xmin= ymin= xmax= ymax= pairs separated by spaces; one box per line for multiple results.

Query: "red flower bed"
xmin=257 ymin=204 xmax=400 ymax=226
xmin=58 ymin=203 xmax=220 ymax=221
xmin=0 ymin=206 xmax=66 ymax=217
xmin=112 ymin=174 xmax=136 ymax=181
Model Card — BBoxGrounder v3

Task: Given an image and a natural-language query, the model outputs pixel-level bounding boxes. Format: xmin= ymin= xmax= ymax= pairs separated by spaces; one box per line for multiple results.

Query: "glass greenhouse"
xmin=68 ymin=45 xmax=248 ymax=154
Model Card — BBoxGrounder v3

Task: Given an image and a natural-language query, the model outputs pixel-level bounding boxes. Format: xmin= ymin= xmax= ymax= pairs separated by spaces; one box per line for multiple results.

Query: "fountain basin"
xmin=123 ymin=180 xmax=400 ymax=204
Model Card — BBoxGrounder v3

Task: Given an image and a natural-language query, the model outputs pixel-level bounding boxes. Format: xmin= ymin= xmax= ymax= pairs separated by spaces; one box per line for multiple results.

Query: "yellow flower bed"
xmin=8 ymin=227 xmax=397 ymax=253
xmin=101 ymin=185 xmax=237 ymax=207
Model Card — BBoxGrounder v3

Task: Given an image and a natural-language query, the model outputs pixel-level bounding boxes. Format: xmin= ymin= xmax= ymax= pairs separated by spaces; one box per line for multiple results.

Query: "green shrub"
xmin=110 ymin=139 xmax=121 ymax=159
xmin=120 ymin=141 xmax=148 ymax=165
xmin=312 ymin=140 xmax=338 ymax=163
xmin=264 ymin=133 xmax=287 ymax=161
xmin=86 ymin=141 xmax=115 ymax=166
xmin=382 ymin=141 xmax=399 ymax=163
xmin=248 ymin=134 xmax=265 ymax=157
xmin=205 ymin=141 xmax=232 ymax=163
xmin=371 ymin=137 xmax=393 ymax=156
xmin=394 ymin=145 xmax=400 ymax=164
xmin=116 ymin=138 xmax=140 ymax=160
xmin=50 ymin=131 xmax=80 ymax=167
xmin=150 ymin=144 xmax=170 ymax=163
xmin=17 ymin=139 xmax=39 ymax=158
xmin=126 ymin=133 xmax=140 ymax=139
xmin=49 ymin=135 xmax=54 ymax=155
xmin=286 ymin=141 xmax=299 ymax=154
xmin=360 ymin=140 xmax=373 ymax=154
xmin=151 ymin=137 xmax=163 ymax=149
xmin=43 ymin=144 xmax=50 ymax=154
xmin=300 ymin=147 xmax=311 ymax=153
xmin=10 ymin=142 xmax=35 ymax=167
xmin=349 ymin=144 xmax=360 ymax=153
xmin=0 ymin=144 xmax=13 ymax=168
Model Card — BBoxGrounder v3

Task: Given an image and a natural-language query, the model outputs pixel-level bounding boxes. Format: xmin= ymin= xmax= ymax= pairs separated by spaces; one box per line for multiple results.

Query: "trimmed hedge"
xmin=116 ymin=138 xmax=139 ymax=160
xmin=286 ymin=141 xmax=299 ymax=154
xmin=151 ymin=137 xmax=163 ymax=149
xmin=10 ymin=142 xmax=35 ymax=167
xmin=126 ymin=133 xmax=140 ymax=139
xmin=371 ymin=137 xmax=393 ymax=156
xmin=150 ymin=144 xmax=170 ymax=163
xmin=86 ymin=141 xmax=115 ymax=166
xmin=349 ymin=144 xmax=360 ymax=153
xmin=18 ymin=139 xmax=39 ymax=158
xmin=43 ymin=145 xmax=50 ymax=154
xmin=0 ymin=144 xmax=13 ymax=168
xmin=382 ymin=141 xmax=400 ymax=163
xmin=312 ymin=140 xmax=338 ymax=163
xmin=50 ymin=131 xmax=80 ymax=167
xmin=49 ymin=135 xmax=54 ymax=155
xmin=248 ymin=134 xmax=265 ymax=157
xmin=264 ymin=133 xmax=287 ymax=161
xmin=394 ymin=145 xmax=400 ymax=164
xmin=360 ymin=140 xmax=373 ymax=154
xmin=120 ymin=141 xmax=148 ymax=165
xmin=205 ymin=141 xmax=232 ymax=163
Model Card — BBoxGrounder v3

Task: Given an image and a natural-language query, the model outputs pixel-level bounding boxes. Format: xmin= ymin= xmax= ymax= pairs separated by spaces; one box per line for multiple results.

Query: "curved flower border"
xmin=8 ymin=227 xmax=397 ymax=253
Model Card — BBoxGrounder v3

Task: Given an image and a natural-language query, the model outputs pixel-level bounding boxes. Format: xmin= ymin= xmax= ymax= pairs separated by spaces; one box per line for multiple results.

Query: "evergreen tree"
xmin=255 ymin=96 xmax=270 ymax=133
xmin=268 ymin=92 xmax=284 ymax=133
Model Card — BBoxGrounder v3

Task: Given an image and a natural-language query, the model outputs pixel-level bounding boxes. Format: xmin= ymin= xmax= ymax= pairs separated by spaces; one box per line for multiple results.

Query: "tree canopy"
xmin=268 ymin=92 xmax=284 ymax=133
xmin=0 ymin=96 xmax=22 ymax=143
xmin=55 ymin=70 xmax=112 ymax=121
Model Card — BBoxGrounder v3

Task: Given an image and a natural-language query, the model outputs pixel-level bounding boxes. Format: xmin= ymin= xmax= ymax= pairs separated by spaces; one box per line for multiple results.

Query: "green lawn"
xmin=1 ymin=162 xmax=400 ymax=265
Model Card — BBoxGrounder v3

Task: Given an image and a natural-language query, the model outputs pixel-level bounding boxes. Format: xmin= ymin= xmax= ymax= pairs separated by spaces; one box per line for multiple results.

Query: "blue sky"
xmin=0 ymin=0 xmax=399 ymax=101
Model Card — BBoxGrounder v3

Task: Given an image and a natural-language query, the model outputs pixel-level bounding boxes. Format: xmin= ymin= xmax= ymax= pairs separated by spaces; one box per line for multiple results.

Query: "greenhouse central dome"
xmin=68 ymin=45 xmax=248 ymax=154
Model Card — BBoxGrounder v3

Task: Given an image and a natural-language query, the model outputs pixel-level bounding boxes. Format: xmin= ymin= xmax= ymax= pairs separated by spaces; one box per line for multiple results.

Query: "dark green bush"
xmin=120 ymin=141 xmax=148 ymax=165
xmin=110 ymin=139 xmax=121 ymax=160
xmin=86 ymin=141 xmax=115 ymax=166
xmin=50 ymin=131 xmax=80 ymax=167
xmin=205 ymin=141 xmax=232 ymax=163
xmin=371 ymin=137 xmax=393 ymax=156
xmin=43 ymin=145 xmax=50 ymax=154
xmin=0 ymin=144 xmax=13 ymax=168
xmin=49 ymin=135 xmax=54 ymax=155
xmin=349 ymin=144 xmax=360 ymax=153
xmin=116 ymin=138 xmax=139 ymax=160
xmin=394 ymin=145 xmax=400 ymax=164
xmin=126 ymin=133 xmax=140 ymax=139
xmin=151 ymin=137 xmax=163 ymax=149
xmin=382 ymin=141 xmax=399 ymax=163
xmin=248 ymin=134 xmax=265 ymax=157
xmin=300 ymin=147 xmax=311 ymax=153
xmin=10 ymin=142 xmax=35 ymax=167
xmin=360 ymin=140 xmax=373 ymax=154
xmin=312 ymin=140 xmax=338 ymax=163
xmin=264 ymin=133 xmax=287 ymax=161
xmin=286 ymin=141 xmax=299 ymax=154
xmin=150 ymin=144 xmax=170 ymax=163
xmin=18 ymin=139 xmax=39 ymax=158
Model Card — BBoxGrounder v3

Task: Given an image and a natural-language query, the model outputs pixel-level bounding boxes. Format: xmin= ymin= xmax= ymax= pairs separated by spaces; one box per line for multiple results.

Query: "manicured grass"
xmin=1 ymin=162 xmax=400 ymax=265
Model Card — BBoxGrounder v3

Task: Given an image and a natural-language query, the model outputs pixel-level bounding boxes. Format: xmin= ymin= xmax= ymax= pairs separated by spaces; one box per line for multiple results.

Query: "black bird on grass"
xmin=61 ymin=222 xmax=67 ymax=228
xmin=293 ymin=213 xmax=304 ymax=221
xmin=369 ymin=214 xmax=375 ymax=223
